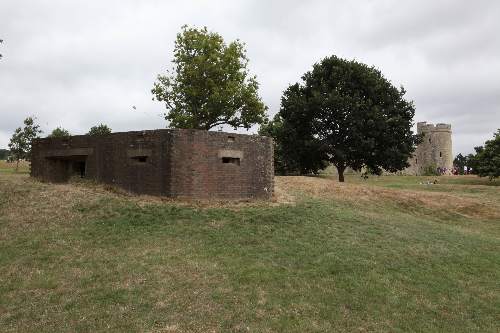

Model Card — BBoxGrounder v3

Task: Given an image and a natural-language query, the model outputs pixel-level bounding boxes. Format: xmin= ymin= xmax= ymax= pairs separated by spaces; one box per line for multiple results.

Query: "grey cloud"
xmin=0 ymin=0 xmax=499 ymax=156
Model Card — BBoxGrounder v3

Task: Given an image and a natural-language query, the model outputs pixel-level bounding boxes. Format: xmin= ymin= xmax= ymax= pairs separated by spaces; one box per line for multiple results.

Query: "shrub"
xmin=422 ymin=163 xmax=439 ymax=176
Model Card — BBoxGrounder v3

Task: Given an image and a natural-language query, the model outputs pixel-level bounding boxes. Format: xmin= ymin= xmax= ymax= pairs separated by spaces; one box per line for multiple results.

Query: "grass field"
xmin=0 ymin=160 xmax=30 ymax=174
xmin=0 ymin=164 xmax=499 ymax=332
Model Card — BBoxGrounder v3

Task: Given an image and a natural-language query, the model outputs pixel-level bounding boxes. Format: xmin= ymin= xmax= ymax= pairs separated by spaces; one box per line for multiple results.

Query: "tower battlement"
xmin=407 ymin=121 xmax=453 ymax=175
xmin=417 ymin=122 xmax=452 ymax=133
xmin=435 ymin=123 xmax=452 ymax=131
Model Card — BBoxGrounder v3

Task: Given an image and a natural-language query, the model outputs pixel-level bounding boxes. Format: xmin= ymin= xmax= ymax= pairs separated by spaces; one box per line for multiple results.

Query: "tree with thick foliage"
xmin=87 ymin=124 xmax=112 ymax=136
xmin=264 ymin=55 xmax=420 ymax=182
xmin=8 ymin=117 xmax=42 ymax=171
xmin=152 ymin=25 xmax=267 ymax=130
xmin=471 ymin=129 xmax=500 ymax=180
xmin=467 ymin=150 xmax=481 ymax=175
xmin=0 ymin=149 xmax=9 ymax=160
xmin=454 ymin=153 xmax=468 ymax=174
xmin=259 ymin=84 xmax=329 ymax=175
xmin=48 ymin=127 xmax=70 ymax=138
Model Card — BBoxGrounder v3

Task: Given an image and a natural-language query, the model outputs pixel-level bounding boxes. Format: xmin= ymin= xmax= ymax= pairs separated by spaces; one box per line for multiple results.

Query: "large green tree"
xmin=472 ymin=129 xmax=500 ymax=180
xmin=48 ymin=127 xmax=70 ymax=138
xmin=152 ymin=25 xmax=267 ymax=130
xmin=265 ymin=55 xmax=420 ymax=182
xmin=467 ymin=150 xmax=481 ymax=175
xmin=259 ymin=84 xmax=328 ymax=175
xmin=8 ymin=117 xmax=42 ymax=171
xmin=87 ymin=124 xmax=112 ymax=136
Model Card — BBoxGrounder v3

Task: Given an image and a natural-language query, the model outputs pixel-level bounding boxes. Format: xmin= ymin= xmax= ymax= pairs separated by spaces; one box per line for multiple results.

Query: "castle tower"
xmin=410 ymin=122 xmax=453 ymax=175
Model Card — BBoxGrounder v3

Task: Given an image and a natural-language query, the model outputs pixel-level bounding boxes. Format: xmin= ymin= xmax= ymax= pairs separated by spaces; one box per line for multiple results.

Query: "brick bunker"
xmin=30 ymin=129 xmax=274 ymax=200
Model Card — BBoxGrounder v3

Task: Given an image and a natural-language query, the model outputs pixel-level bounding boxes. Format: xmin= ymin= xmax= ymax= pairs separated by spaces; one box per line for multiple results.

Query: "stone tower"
xmin=408 ymin=122 xmax=453 ymax=175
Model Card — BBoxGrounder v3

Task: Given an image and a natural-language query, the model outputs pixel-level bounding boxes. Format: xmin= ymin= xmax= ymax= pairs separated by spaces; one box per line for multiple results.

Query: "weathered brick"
xmin=30 ymin=129 xmax=274 ymax=200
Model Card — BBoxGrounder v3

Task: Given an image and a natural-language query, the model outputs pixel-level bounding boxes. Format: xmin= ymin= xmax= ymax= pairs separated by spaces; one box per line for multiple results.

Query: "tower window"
xmin=440 ymin=152 xmax=442 ymax=157
xmin=429 ymin=138 xmax=431 ymax=143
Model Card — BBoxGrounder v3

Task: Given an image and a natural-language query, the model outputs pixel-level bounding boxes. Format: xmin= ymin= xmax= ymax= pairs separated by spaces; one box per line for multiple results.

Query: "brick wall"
xmin=30 ymin=129 xmax=273 ymax=200
xmin=169 ymin=130 xmax=274 ymax=199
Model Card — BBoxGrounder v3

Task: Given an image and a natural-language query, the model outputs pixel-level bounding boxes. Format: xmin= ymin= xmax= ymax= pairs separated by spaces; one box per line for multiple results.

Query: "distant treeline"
xmin=0 ymin=149 xmax=10 ymax=160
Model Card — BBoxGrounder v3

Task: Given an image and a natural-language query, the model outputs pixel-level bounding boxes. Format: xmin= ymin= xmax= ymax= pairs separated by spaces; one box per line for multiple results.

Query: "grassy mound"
xmin=0 ymin=172 xmax=499 ymax=332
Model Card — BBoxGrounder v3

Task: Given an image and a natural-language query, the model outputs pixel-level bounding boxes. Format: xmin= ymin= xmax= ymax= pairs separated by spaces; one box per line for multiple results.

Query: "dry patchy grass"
xmin=0 ymin=160 xmax=30 ymax=173
xmin=1 ymin=173 xmax=499 ymax=332
xmin=274 ymin=176 xmax=500 ymax=221
xmin=2 ymin=173 xmax=498 ymax=239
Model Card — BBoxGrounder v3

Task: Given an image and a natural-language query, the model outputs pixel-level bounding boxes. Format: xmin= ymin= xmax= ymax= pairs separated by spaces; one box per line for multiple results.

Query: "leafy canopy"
xmin=471 ymin=129 xmax=500 ymax=180
xmin=87 ymin=124 xmax=112 ymax=136
xmin=48 ymin=127 xmax=70 ymax=138
xmin=263 ymin=55 xmax=420 ymax=181
xmin=0 ymin=149 xmax=9 ymax=160
xmin=8 ymin=128 xmax=24 ymax=160
xmin=8 ymin=117 xmax=42 ymax=170
xmin=467 ymin=149 xmax=482 ymax=175
xmin=259 ymin=84 xmax=328 ymax=175
xmin=453 ymin=153 xmax=469 ymax=174
xmin=152 ymin=25 xmax=267 ymax=130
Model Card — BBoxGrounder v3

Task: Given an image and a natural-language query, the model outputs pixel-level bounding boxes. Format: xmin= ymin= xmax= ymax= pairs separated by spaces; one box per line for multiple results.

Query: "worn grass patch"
xmin=0 ymin=160 xmax=30 ymax=174
xmin=0 ymin=173 xmax=499 ymax=332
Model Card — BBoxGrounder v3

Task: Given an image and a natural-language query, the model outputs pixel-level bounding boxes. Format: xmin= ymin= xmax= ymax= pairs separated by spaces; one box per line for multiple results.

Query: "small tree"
xmin=473 ymin=129 xmax=500 ymax=180
xmin=8 ymin=117 xmax=42 ymax=171
xmin=8 ymin=128 xmax=25 ymax=171
xmin=152 ymin=25 xmax=267 ymax=130
xmin=265 ymin=55 xmax=420 ymax=182
xmin=48 ymin=127 xmax=70 ymax=138
xmin=422 ymin=163 xmax=439 ymax=176
xmin=87 ymin=124 xmax=112 ymax=136
xmin=453 ymin=153 xmax=468 ymax=175
xmin=0 ymin=149 xmax=9 ymax=160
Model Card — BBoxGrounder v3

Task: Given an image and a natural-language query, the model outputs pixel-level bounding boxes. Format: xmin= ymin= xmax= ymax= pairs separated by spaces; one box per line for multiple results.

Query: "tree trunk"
xmin=337 ymin=166 xmax=345 ymax=182
xmin=15 ymin=159 xmax=19 ymax=172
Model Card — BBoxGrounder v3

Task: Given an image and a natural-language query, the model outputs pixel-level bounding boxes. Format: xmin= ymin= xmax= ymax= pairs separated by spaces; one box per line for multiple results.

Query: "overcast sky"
xmin=1 ymin=0 xmax=499 ymax=155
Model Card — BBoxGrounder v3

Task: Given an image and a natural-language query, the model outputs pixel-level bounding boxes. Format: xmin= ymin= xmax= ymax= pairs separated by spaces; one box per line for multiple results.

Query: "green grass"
xmin=0 ymin=160 xmax=30 ymax=174
xmin=0 ymin=174 xmax=499 ymax=332
xmin=345 ymin=174 xmax=499 ymax=187
xmin=343 ymin=174 xmax=500 ymax=203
